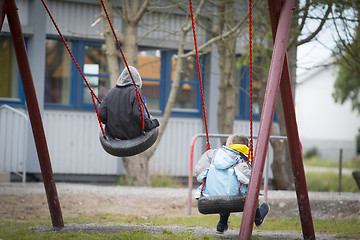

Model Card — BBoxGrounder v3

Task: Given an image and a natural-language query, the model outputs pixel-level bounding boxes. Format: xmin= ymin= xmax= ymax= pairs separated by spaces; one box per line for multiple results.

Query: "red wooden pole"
xmin=238 ymin=0 xmax=295 ymax=239
xmin=0 ymin=0 xmax=5 ymax=31
xmin=268 ymin=1 xmax=315 ymax=239
xmin=4 ymin=0 xmax=64 ymax=228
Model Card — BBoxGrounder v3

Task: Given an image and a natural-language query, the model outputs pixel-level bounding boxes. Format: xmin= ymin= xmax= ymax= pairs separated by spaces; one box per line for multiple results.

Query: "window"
xmin=0 ymin=38 xmax=20 ymax=101
xmin=171 ymin=54 xmax=199 ymax=111
xmin=159 ymin=51 xmax=203 ymax=116
xmin=43 ymin=40 xmax=204 ymax=116
xmin=235 ymin=65 xmax=261 ymax=120
xmin=45 ymin=39 xmax=72 ymax=105
xmin=137 ymin=50 xmax=161 ymax=111
xmin=83 ymin=44 xmax=109 ymax=103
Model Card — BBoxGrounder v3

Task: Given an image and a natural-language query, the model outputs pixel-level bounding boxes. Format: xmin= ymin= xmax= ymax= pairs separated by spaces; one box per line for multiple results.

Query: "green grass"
xmin=304 ymin=156 xmax=360 ymax=169
xmin=305 ymin=171 xmax=359 ymax=192
xmin=303 ymin=156 xmax=360 ymax=192
xmin=116 ymin=175 xmax=184 ymax=188
xmin=0 ymin=218 xmax=214 ymax=240
xmin=1 ymin=215 xmax=359 ymax=239
xmin=150 ymin=175 xmax=184 ymax=188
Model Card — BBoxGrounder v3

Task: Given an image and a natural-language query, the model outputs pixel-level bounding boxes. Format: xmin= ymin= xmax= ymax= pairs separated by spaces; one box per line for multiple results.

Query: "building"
xmin=295 ymin=61 xmax=360 ymax=161
xmin=1 ymin=0 xmax=260 ymax=182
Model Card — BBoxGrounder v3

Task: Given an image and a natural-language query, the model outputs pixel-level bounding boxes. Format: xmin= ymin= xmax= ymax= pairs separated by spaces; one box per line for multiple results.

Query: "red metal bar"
xmin=188 ymin=135 xmax=198 ymax=215
xmin=4 ymin=0 xmax=64 ymax=228
xmin=238 ymin=1 xmax=295 ymax=239
xmin=268 ymin=1 xmax=315 ymax=239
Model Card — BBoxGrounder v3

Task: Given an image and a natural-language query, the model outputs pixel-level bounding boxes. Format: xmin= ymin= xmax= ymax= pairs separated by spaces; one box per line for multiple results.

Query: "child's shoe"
xmin=216 ymin=221 xmax=228 ymax=234
xmin=254 ymin=202 xmax=270 ymax=227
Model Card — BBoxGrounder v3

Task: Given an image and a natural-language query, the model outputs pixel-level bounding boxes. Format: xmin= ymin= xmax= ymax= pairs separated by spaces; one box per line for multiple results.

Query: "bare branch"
xmin=183 ymin=0 xmax=207 ymax=33
xmin=122 ymin=0 xmax=129 ymax=22
xmin=181 ymin=11 xmax=247 ymax=58
xmin=298 ymin=0 xmax=310 ymax=33
xmin=296 ymin=3 xmax=332 ymax=46
xmin=133 ymin=0 xmax=150 ymax=24
xmin=136 ymin=10 xmax=174 ymax=44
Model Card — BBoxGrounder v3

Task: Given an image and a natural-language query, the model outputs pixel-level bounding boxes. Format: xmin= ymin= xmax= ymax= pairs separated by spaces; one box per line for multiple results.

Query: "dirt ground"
xmin=1 ymin=183 xmax=359 ymax=239
xmin=0 ymin=193 xmax=194 ymax=220
xmin=1 ymin=183 xmax=359 ymax=220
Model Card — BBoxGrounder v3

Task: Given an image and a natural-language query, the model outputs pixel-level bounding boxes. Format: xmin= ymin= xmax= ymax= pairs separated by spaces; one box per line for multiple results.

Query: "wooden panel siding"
xmin=1 ymin=107 xmax=271 ymax=177
xmin=42 ymin=110 xmax=205 ymax=177
xmin=0 ymin=107 xmax=28 ymax=173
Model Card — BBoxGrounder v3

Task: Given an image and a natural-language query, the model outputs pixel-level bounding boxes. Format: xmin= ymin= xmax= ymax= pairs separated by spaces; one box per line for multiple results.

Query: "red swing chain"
xmin=40 ymin=0 xmax=105 ymax=137
xmin=238 ymin=0 xmax=253 ymax=193
xmin=248 ymin=0 xmax=254 ymax=164
xmin=99 ymin=0 xmax=149 ymax=132
xmin=189 ymin=0 xmax=210 ymax=151
xmin=189 ymin=0 xmax=210 ymax=195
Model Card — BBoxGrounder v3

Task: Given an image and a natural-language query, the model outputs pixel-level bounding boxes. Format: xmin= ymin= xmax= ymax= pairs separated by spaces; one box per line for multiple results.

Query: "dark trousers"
xmin=219 ymin=208 xmax=260 ymax=224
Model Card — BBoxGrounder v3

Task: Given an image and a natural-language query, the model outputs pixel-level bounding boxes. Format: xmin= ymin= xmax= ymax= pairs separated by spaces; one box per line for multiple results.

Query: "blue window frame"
xmin=160 ymin=51 xmax=204 ymax=117
xmin=43 ymin=38 xmax=205 ymax=116
xmin=236 ymin=66 xmax=260 ymax=120
xmin=236 ymin=65 xmax=278 ymax=121
xmin=0 ymin=36 xmax=26 ymax=107
xmin=44 ymin=37 xmax=111 ymax=110
xmin=76 ymin=41 xmax=110 ymax=109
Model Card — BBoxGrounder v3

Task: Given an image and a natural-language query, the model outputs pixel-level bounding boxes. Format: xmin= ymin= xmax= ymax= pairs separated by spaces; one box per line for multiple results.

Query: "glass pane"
xmin=83 ymin=45 xmax=109 ymax=103
xmin=45 ymin=39 xmax=72 ymax=104
xmin=137 ymin=50 xmax=161 ymax=111
xmin=171 ymin=55 xmax=196 ymax=82
xmin=0 ymin=39 xmax=19 ymax=99
xmin=171 ymin=54 xmax=198 ymax=110
xmin=174 ymin=83 xmax=197 ymax=109
xmin=84 ymin=45 xmax=107 ymax=75
xmin=83 ymin=76 xmax=108 ymax=103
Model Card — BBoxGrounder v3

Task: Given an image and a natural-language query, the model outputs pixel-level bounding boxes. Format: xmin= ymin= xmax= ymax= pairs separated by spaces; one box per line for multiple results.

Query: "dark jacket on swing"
xmin=99 ymin=66 xmax=159 ymax=140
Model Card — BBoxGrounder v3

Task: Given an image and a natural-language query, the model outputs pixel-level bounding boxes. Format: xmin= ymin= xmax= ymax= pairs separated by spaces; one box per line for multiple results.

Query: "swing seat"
xmin=99 ymin=127 xmax=159 ymax=157
xmin=197 ymin=194 xmax=246 ymax=214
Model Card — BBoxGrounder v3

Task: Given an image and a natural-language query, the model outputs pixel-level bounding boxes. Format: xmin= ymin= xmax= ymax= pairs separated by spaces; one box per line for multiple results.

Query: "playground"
xmin=2 ymin=0 xmax=360 ymax=239
xmin=1 ymin=182 xmax=359 ymax=239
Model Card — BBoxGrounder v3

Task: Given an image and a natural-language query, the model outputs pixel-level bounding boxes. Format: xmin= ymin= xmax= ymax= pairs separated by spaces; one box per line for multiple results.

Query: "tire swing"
xmin=42 ymin=0 xmax=158 ymax=158
xmin=189 ymin=0 xmax=253 ymax=214
xmin=99 ymin=127 xmax=158 ymax=157
xmin=98 ymin=0 xmax=159 ymax=157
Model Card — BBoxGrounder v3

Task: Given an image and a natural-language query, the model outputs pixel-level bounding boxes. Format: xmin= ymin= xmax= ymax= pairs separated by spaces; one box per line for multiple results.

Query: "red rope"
xmin=239 ymin=0 xmax=254 ymax=192
xmin=40 ymin=0 xmax=105 ymax=137
xmin=189 ymin=0 xmax=210 ymax=151
xmin=99 ymin=0 xmax=148 ymax=131
xmin=248 ymin=0 xmax=253 ymax=164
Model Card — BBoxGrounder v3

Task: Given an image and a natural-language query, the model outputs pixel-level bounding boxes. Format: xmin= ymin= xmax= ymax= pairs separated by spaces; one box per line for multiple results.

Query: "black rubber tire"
xmin=197 ymin=195 xmax=246 ymax=214
xmin=99 ymin=127 xmax=159 ymax=157
xmin=352 ymin=170 xmax=360 ymax=190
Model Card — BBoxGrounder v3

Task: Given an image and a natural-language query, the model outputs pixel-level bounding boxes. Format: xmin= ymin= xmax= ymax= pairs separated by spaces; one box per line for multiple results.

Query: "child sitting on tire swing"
xmin=99 ymin=66 xmax=159 ymax=140
xmin=194 ymin=133 xmax=270 ymax=234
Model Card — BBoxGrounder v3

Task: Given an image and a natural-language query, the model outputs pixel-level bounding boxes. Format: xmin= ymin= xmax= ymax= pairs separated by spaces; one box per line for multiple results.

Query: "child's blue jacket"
xmin=195 ymin=145 xmax=251 ymax=198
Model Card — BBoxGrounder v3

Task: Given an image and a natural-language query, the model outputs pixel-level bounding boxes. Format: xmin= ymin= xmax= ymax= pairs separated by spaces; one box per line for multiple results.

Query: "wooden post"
xmin=3 ymin=0 xmax=64 ymax=228
xmin=338 ymin=149 xmax=343 ymax=193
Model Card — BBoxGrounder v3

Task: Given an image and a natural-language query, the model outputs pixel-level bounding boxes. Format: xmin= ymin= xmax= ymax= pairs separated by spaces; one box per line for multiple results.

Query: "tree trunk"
xmin=102 ymin=0 xmax=120 ymax=87
xmin=122 ymin=154 xmax=150 ymax=186
xmin=216 ymin=0 xmax=237 ymax=138
xmin=124 ymin=23 xmax=138 ymax=66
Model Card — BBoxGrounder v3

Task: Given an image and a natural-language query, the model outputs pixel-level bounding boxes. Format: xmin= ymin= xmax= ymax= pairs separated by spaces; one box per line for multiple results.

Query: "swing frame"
xmin=3 ymin=0 xmax=315 ymax=238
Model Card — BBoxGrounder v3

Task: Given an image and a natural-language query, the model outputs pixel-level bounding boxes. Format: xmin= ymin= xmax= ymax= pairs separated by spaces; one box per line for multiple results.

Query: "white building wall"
xmin=295 ymin=64 xmax=360 ymax=160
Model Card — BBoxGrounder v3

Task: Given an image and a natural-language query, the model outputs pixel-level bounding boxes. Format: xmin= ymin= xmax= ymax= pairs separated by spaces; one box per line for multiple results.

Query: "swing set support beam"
xmin=0 ymin=0 xmax=64 ymax=228
xmin=238 ymin=1 xmax=315 ymax=240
